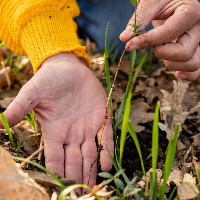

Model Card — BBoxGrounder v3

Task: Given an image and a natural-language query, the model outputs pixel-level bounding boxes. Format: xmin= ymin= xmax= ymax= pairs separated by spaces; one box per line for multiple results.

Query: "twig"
xmin=19 ymin=145 xmax=44 ymax=168
xmin=1 ymin=61 xmax=11 ymax=88
xmin=38 ymin=137 xmax=43 ymax=161
xmin=88 ymin=49 xmax=126 ymax=185
xmin=98 ymin=49 xmax=126 ymax=146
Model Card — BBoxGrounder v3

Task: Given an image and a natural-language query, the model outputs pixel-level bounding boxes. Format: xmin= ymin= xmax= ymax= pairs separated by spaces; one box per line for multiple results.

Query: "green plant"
xmin=13 ymin=156 xmax=66 ymax=190
xmin=159 ymin=124 xmax=180 ymax=199
xmin=0 ymin=42 xmax=4 ymax=48
xmin=149 ymin=101 xmax=160 ymax=200
xmin=128 ymin=121 xmax=146 ymax=177
xmin=24 ymin=110 xmax=36 ymax=131
xmin=0 ymin=113 xmax=16 ymax=149
xmin=99 ymin=169 xmax=141 ymax=199
xmin=15 ymin=133 xmax=41 ymax=153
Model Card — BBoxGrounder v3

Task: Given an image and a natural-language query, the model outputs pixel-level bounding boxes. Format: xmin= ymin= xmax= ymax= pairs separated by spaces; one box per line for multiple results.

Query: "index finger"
xmin=125 ymin=4 xmax=200 ymax=51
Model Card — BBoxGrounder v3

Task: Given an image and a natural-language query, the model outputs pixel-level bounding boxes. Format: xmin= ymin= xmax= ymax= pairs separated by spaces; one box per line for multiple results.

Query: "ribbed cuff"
xmin=20 ymin=10 xmax=90 ymax=73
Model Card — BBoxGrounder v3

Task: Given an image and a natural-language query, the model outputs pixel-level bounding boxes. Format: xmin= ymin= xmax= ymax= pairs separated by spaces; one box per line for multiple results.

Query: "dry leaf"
xmin=0 ymin=67 xmax=12 ymax=89
xmin=177 ymin=139 xmax=186 ymax=151
xmin=167 ymin=170 xmax=182 ymax=187
xmin=12 ymin=127 xmax=40 ymax=154
xmin=130 ymin=99 xmax=154 ymax=133
xmin=25 ymin=170 xmax=74 ymax=189
xmin=51 ymin=192 xmax=58 ymax=200
xmin=159 ymin=80 xmax=189 ymax=140
xmin=183 ymin=173 xmax=196 ymax=185
xmin=0 ymin=146 xmax=50 ymax=200
xmin=177 ymin=182 xmax=199 ymax=200
xmin=191 ymin=133 xmax=200 ymax=146
xmin=0 ymin=90 xmax=18 ymax=109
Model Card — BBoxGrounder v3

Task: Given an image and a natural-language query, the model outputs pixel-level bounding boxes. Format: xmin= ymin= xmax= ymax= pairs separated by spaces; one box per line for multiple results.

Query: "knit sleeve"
xmin=0 ymin=0 xmax=90 ymax=73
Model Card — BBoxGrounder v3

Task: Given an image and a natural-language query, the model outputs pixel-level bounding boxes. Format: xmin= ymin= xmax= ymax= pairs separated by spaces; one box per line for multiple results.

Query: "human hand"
xmin=120 ymin=0 xmax=200 ymax=81
xmin=0 ymin=53 xmax=114 ymax=189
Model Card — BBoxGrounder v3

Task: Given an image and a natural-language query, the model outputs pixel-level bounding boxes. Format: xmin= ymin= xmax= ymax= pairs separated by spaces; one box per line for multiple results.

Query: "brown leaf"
xmin=160 ymin=80 xmax=189 ymax=140
xmin=167 ymin=170 xmax=182 ymax=187
xmin=130 ymin=99 xmax=154 ymax=133
xmin=25 ymin=170 xmax=75 ymax=188
xmin=0 ymin=90 xmax=18 ymax=109
xmin=177 ymin=182 xmax=199 ymax=200
xmin=0 ymin=67 xmax=12 ymax=89
xmin=0 ymin=146 xmax=50 ymax=200
xmin=12 ymin=127 xmax=40 ymax=154
xmin=191 ymin=133 xmax=200 ymax=146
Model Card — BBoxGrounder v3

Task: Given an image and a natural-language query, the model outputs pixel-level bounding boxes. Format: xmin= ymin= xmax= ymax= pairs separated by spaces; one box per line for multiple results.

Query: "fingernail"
xmin=126 ymin=44 xmax=140 ymax=51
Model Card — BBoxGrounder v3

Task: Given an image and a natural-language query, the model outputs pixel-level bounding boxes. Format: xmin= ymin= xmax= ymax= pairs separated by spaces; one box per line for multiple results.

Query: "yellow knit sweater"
xmin=0 ymin=0 xmax=90 ymax=73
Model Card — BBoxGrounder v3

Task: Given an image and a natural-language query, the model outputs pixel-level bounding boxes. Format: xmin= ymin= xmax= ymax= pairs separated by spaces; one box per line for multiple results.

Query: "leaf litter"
xmin=0 ymin=43 xmax=200 ymax=199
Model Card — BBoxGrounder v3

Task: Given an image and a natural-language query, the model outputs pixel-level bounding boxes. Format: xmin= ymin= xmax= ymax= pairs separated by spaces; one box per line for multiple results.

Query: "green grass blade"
xmin=151 ymin=102 xmax=160 ymax=196
xmin=115 ymin=52 xmax=147 ymax=130
xmin=114 ymin=51 xmax=136 ymax=129
xmin=149 ymin=171 xmax=153 ymax=200
xmin=114 ymin=51 xmax=136 ymax=130
xmin=127 ymin=121 xmax=146 ymax=176
xmin=149 ymin=171 xmax=158 ymax=200
xmin=0 ymin=113 xmax=16 ymax=149
xmin=168 ymin=186 xmax=177 ymax=200
xmin=159 ymin=124 xmax=180 ymax=199
xmin=13 ymin=156 xmax=66 ymax=190
xmin=119 ymin=91 xmax=132 ymax=166
xmin=104 ymin=22 xmax=111 ymax=94
xmin=0 ymin=42 xmax=4 ymax=48
xmin=196 ymin=168 xmax=200 ymax=182
xmin=129 ymin=0 xmax=136 ymax=7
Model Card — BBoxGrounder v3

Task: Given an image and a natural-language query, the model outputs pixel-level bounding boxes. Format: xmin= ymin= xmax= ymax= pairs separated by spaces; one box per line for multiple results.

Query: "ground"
xmin=0 ymin=43 xmax=199 ymax=199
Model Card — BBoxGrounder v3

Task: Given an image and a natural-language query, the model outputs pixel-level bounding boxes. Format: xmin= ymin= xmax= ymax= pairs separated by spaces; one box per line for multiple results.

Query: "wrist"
xmin=41 ymin=53 xmax=85 ymax=67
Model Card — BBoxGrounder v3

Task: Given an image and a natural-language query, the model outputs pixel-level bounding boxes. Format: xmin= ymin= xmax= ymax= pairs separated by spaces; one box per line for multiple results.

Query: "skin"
xmin=120 ymin=0 xmax=200 ymax=81
xmin=0 ymin=0 xmax=199 ymax=193
xmin=0 ymin=53 xmax=114 ymax=191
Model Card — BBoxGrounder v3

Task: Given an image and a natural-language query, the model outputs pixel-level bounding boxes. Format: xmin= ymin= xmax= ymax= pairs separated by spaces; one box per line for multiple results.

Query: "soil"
xmin=0 ymin=45 xmax=200 ymax=199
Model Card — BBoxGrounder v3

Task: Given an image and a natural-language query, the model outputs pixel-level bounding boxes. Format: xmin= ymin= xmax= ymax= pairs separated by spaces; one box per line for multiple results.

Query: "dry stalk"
xmin=87 ymin=49 xmax=126 ymax=185
xmin=1 ymin=61 xmax=11 ymax=88
xmin=19 ymin=145 xmax=44 ymax=168
xmin=38 ymin=138 xmax=43 ymax=161
xmin=98 ymin=49 xmax=126 ymax=146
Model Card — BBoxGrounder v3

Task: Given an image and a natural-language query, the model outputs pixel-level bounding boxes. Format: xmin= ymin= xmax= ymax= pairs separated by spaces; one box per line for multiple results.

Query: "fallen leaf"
xmin=130 ymin=99 xmax=154 ymax=133
xmin=25 ymin=170 xmax=75 ymax=188
xmin=160 ymin=80 xmax=189 ymax=140
xmin=0 ymin=146 xmax=50 ymax=200
xmin=191 ymin=133 xmax=200 ymax=146
xmin=167 ymin=170 xmax=182 ymax=187
xmin=12 ymin=127 xmax=40 ymax=154
xmin=177 ymin=182 xmax=199 ymax=200
xmin=183 ymin=173 xmax=196 ymax=185
xmin=0 ymin=90 xmax=18 ymax=109
xmin=0 ymin=67 xmax=13 ymax=89
xmin=177 ymin=139 xmax=186 ymax=151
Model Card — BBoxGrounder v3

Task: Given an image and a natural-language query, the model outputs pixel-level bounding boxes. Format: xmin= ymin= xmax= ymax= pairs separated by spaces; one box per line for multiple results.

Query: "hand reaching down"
xmin=120 ymin=0 xmax=200 ymax=81
xmin=0 ymin=53 xmax=114 ymax=190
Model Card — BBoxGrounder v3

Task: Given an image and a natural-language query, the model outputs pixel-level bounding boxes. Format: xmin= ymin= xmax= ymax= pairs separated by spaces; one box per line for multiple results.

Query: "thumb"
xmin=120 ymin=0 xmax=165 ymax=42
xmin=0 ymin=83 xmax=38 ymax=128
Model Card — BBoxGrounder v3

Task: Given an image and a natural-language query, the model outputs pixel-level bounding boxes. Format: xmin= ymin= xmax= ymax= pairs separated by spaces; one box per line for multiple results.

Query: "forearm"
xmin=0 ymin=0 xmax=90 ymax=73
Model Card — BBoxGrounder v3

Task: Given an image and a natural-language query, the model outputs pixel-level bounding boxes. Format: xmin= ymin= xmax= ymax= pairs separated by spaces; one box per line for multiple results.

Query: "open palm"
xmin=0 ymin=53 xmax=114 ymax=188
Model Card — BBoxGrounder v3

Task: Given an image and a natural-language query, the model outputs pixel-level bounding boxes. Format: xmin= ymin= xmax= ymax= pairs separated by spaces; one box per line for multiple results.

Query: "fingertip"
xmin=175 ymin=71 xmax=200 ymax=81
xmin=100 ymin=145 xmax=113 ymax=172
xmin=175 ymin=71 xmax=188 ymax=80
xmin=100 ymin=160 xmax=112 ymax=172
xmin=119 ymin=29 xmax=133 ymax=42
